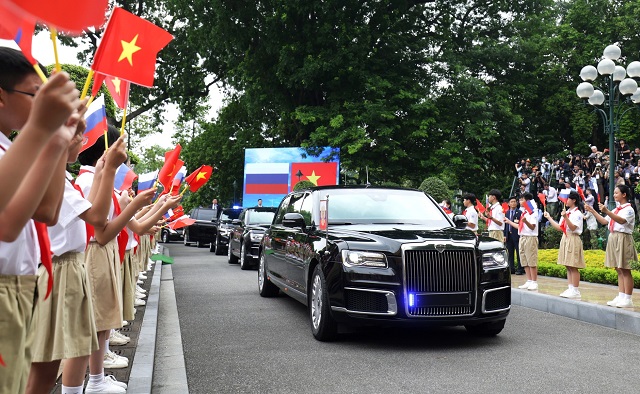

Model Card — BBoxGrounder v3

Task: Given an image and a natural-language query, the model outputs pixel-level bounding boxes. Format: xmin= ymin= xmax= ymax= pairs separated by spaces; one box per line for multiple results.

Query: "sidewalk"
xmin=511 ymin=274 xmax=640 ymax=336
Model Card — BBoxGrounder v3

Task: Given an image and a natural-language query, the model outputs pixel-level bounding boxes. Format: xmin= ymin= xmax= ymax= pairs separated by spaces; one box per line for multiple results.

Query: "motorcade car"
xmin=210 ymin=208 xmax=243 ymax=254
xmin=183 ymin=207 xmax=218 ymax=247
xmin=160 ymin=227 xmax=183 ymax=243
xmin=258 ymin=186 xmax=511 ymax=341
xmin=228 ymin=207 xmax=278 ymax=269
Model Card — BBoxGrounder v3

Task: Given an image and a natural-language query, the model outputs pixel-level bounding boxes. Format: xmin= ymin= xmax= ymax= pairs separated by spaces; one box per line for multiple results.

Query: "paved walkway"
xmin=511 ymin=273 xmax=640 ymax=335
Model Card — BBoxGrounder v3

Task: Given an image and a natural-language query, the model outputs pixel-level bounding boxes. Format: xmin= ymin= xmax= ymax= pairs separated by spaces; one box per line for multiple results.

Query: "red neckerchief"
xmin=609 ymin=203 xmax=630 ymax=232
xmin=559 ymin=209 xmax=574 ymax=234
xmin=112 ymin=191 xmax=129 ymax=264
xmin=518 ymin=213 xmax=525 ymax=233
xmin=0 ymin=144 xmax=53 ymax=300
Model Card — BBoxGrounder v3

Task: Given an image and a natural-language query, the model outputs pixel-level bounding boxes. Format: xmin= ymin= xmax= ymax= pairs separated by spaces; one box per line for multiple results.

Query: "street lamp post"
xmin=233 ymin=180 xmax=237 ymax=206
xmin=576 ymin=44 xmax=640 ymax=210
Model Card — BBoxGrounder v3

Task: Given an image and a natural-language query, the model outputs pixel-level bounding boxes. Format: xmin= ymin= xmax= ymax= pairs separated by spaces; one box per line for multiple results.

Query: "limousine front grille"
xmin=404 ymin=249 xmax=476 ymax=317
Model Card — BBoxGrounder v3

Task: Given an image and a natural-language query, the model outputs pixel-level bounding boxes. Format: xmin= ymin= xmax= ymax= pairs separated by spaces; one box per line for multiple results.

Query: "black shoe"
xmin=510 ymin=270 xmax=516 ymax=274
xmin=515 ymin=271 xmax=525 ymax=275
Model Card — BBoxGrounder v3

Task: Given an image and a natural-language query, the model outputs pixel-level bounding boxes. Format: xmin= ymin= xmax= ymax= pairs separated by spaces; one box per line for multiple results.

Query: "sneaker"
xmin=136 ymin=285 xmax=147 ymax=294
xmin=527 ymin=282 xmax=538 ymax=291
xmin=135 ymin=298 xmax=146 ymax=306
xmin=607 ymin=296 xmax=620 ymax=307
xmin=148 ymin=258 xmax=154 ymax=264
xmin=84 ymin=378 xmax=126 ymax=393
xmin=104 ymin=351 xmax=128 ymax=369
xmin=135 ymin=291 xmax=146 ymax=299
xmin=109 ymin=331 xmax=128 ymax=346
xmin=616 ymin=298 xmax=634 ymax=308
xmin=114 ymin=331 xmax=130 ymax=343
xmin=138 ymin=273 xmax=147 ymax=280
xmin=567 ymin=289 xmax=581 ymax=299
xmin=518 ymin=282 xmax=531 ymax=289
xmin=137 ymin=279 xmax=143 ymax=285
xmin=122 ymin=320 xmax=129 ymax=327
xmin=559 ymin=289 xmax=572 ymax=298
xmin=105 ymin=375 xmax=127 ymax=389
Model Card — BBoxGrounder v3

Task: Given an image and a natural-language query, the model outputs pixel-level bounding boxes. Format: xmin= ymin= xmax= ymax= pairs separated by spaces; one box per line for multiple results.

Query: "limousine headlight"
xmin=482 ymin=251 xmax=508 ymax=269
xmin=250 ymin=233 xmax=263 ymax=242
xmin=341 ymin=250 xmax=388 ymax=268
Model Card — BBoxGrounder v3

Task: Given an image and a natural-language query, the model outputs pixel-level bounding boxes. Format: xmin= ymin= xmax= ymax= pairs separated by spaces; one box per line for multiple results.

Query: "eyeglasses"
xmin=1 ymin=88 xmax=36 ymax=97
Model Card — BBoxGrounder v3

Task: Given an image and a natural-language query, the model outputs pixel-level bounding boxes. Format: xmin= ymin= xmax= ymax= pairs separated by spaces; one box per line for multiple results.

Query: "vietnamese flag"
xmin=184 ymin=165 xmax=213 ymax=192
xmin=169 ymin=216 xmax=196 ymax=230
xmin=538 ymin=193 xmax=546 ymax=208
xmin=5 ymin=0 xmax=108 ymax=34
xmin=90 ymin=73 xmax=130 ymax=109
xmin=290 ymin=162 xmax=338 ymax=191
xmin=91 ymin=7 xmax=173 ymax=87
xmin=501 ymin=202 xmax=509 ymax=214
xmin=168 ymin=205 xmax=185 ymax=222
xmin=157 ymin=144 xmax=181 ymax=192
xmin=0 ymin=3 xmax=37 ymax=64
xmin=170 ymin=178 xmax=181 ymax=196
xmin=474 ymin=199 xmax=486 ymax=214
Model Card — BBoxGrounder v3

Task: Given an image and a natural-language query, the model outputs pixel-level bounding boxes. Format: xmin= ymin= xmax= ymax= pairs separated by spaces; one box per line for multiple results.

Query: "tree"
xmin=419 ymin=177 xmax=451 ymax=204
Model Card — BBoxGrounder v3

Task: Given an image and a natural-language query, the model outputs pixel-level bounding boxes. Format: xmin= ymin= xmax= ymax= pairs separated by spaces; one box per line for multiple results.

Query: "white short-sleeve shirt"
xmin=561 ymin=207 xmax=583 ymax=235
xmin=0 ymin=133 xmax=40 ymax=275
xmin=464 ymin=206 xmax=478 ymax=232
xmin=48 ymin=174 xmax=92 ymax=256
xmin=608 ymin=204 xmax=635 ymax=234
xmin=519 ymin=209 xmax=538 ymax=236
xmin=488 ymin=203 xmax=505 ymax=231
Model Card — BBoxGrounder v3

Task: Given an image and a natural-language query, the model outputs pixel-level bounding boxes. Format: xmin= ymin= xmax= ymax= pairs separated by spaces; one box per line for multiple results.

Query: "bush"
xmin=293 ymin=180 xmax=315 ymax=191
xmin=418 ymin=177 xmax=451 ymax=203
xmin=541 ymin=226 xmax=562 ymax=249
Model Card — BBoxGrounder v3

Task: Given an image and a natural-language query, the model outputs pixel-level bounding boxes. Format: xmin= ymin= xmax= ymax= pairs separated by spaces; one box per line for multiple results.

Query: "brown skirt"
xmin=85 ymin=240 xmax=123 ymax=332
xmin=558 ymin=233 xmax=585 ymax=268
xmin=121 ymin=250 xmax=136 ymax=321
xmin=31 ymin=252 xmax=99 ymax=362
xmin=605 ymin=232 xmax=638 ymax=269
xmin=0 ymin=274 xmax=38 ymax=394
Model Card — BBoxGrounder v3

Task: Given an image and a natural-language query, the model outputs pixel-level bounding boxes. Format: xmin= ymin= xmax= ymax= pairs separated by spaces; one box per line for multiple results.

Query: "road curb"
xmin=512 ymin=288 xmax=640 ymax=336
xmin=127 ymin=248 xmax=162 ymax=393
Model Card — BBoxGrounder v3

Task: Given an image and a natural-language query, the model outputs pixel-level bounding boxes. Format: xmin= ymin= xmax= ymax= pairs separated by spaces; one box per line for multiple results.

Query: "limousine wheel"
xmin=465 ymin=319 xmax=506 ymax=337
xmin=258 ymin=254 xmax=279 ymax=297
xmin=228 ymin=242 xmax=238 ymax=264
xmin=309 ymin=265 xmax=337 ymax=341
xmin=240 ymin=244 xmax=250 ymax=270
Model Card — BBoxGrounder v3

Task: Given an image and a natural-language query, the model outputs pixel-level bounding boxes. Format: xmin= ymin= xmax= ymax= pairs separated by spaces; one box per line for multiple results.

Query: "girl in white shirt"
xmin=585 ymin=184 xmax=637 ymax=308
xmin=544 ymin=190 xmax=585 ymax=299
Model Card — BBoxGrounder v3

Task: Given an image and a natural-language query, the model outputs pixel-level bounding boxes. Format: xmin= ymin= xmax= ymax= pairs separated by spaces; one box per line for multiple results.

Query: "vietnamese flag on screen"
xmin=91 ymin=7 xmax=173 ymax=87
xmin=290 ymin=162 xmax=338 ymax=191
xmin=0 ymin=3 xmax=37 ymax=64
xmin=6 ymin=0 xmax=108 ymax=34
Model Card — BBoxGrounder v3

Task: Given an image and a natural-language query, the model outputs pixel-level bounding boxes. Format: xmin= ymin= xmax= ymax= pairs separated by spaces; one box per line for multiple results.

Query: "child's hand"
xmin=105 ymin=136 xmax=127 ymax=169
xmin=29 ymin=72 xmax=80 ymax=134
xmin=165 ymin=195 xmax=182 ymax=209
xmin=134 ymin=188 xmax=156 ymax=208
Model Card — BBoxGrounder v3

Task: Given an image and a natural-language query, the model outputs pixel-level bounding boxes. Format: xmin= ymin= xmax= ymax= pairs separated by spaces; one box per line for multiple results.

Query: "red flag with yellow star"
xmin=184 ymin=165 xmax=213 ymax=192
xmin=0 ymin=3 xmax=37 ymax=64
xmin=91 ymin=72 xmax=130 ymax=109
xmin=157 ymin=145 xmax=182 ymax=192
xmin=91 ymin=7 xmax=173 ymax=87
xmin=290 ymin=162 xmax=338 ymax=191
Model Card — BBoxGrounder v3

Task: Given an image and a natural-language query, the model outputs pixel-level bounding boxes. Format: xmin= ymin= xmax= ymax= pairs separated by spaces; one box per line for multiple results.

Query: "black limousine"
xmin=258 ymin=186 xmax=511 ymax=341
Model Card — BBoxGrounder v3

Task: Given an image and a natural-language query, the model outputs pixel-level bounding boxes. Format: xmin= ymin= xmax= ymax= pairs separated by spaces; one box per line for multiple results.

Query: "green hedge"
xmin=536 ymin=249 xmax=640 ymax=288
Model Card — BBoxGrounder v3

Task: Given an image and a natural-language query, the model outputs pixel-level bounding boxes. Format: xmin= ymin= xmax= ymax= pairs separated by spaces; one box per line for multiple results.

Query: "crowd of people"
xmin=447 ymin=145 xmax=639 ymax=308
xmin=0 ymin=48 xmax=180 ymax=394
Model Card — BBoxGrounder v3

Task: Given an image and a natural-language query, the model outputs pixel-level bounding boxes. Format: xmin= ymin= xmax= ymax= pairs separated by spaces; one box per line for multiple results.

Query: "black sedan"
xmin=210 ymin=208 xmax=242 ymax=254
xmin=258 ymin=186 xmax=511 ymax=341
xmin=228 ymin=207 xmax=277 ymax=270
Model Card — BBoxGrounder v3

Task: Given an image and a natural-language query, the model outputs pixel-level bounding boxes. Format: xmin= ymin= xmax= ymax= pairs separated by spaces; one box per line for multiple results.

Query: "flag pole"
xmin=81 ymin=69 xmax=94 ymax=100
xmin=86 ymin=95 xmax=95 ymax=107
xmin=49 ymin=28 xmax=61 ymax=72
xmin=32 ymin=64 xmax=48 ymax=83
xmin=179 ymin=183 xmax=189 ymax=196
xmin=120 ymin=105 xmax=127 ymax=136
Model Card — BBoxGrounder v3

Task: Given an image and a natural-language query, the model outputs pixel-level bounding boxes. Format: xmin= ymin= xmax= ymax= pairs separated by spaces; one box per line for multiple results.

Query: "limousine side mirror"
xmin=282 ymin=213 xmax=306 ymax=229
xmin=452 ymin=214 xmax=468 ymax=230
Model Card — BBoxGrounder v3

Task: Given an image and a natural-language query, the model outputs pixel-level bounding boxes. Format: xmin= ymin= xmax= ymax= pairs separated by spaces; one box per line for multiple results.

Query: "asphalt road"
xmin=167 ymin=243 xmax=640 ymax=394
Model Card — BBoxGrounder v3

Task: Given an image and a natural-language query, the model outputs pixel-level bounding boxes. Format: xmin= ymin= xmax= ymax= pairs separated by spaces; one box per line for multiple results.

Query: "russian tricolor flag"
xmin=114 ymin=163 xmax=137 ymax=191
xmin=137 ymin=170 xmax=158 ymax=194
xmin=244 ymin=163 xmax=289 ymax=194
xmin=523 ymin=200 xmax=536 ymax=215
xmin=558 ymin=189 xmax=571 ymax=204
xmin=80 ymin=95 xmax=107 ymax=153
xmin=174 ymin=165 xmax=187 ymax=182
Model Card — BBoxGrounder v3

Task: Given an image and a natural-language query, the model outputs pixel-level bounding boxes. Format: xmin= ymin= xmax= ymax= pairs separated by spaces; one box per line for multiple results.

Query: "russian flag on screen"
xmin=244 ymin=163 xmax=289 ymax=194
xmin=523 ymin=200 xmax=536 ymax=215
xmin=558 ymin=189 xmax=571 ymax=204
xmin=80 ymin=95 xmax=107 ymax=153
xmin=137 ymin=170 xmax=158 ymax=193
xmin=114 ymin=163 xmax=137 ymax=191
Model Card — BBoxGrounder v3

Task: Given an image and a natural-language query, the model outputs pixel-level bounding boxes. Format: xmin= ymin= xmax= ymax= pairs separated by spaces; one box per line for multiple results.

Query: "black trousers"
xmin=505 ymin=235 xmax=521 ymax=273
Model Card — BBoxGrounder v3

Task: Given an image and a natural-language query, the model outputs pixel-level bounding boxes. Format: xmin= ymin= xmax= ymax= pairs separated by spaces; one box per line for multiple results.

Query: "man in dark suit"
xmin=211 ymin=198 xmax=222 ymax=218
xmin=504 ymin=196 xmax=524 ymax=274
